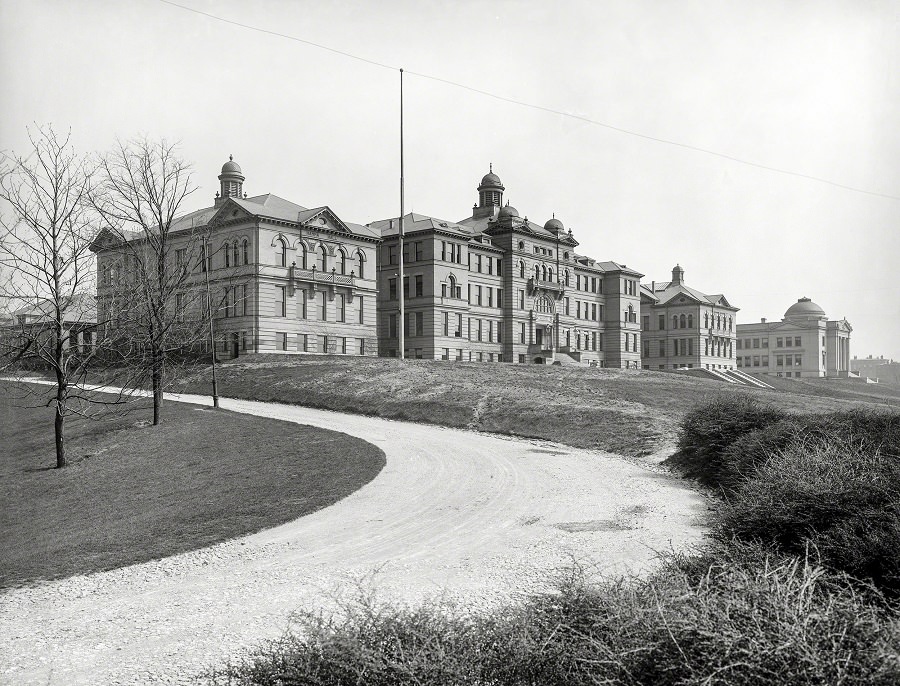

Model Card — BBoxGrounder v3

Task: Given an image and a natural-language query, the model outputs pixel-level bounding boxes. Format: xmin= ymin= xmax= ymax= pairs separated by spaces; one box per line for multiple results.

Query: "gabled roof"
xmin=12 ymin=294 xmax=96 ymax=325
xmin=644 ymin=281 xmax=739 ymax=310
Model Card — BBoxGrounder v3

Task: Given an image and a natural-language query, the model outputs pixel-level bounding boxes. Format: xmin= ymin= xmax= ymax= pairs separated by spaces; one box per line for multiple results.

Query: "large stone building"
xmin=93 ymin=157 xmax=381 ymax=356
xmin=735 ymin=298 xmax=852 ymax=378
xmin=640 ymin=265 xmax=738 ymax=370
xmin=368 ymin=168 xmax=643 ymax=366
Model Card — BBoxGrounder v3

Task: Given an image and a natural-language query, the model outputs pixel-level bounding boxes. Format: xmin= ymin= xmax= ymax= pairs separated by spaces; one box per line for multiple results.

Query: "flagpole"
xmin=398 ymin=67 xmax=406 ymax=360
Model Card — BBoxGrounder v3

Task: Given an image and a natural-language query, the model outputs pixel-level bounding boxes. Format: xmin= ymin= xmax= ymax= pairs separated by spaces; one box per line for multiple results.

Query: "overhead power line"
xmin=158 ymin=0 xmax=899 ymax=202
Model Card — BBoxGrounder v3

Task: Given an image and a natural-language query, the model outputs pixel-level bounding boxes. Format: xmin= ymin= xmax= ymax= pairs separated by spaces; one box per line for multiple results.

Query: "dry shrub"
xmin=209 ymin=544 xmax=900 ymax=686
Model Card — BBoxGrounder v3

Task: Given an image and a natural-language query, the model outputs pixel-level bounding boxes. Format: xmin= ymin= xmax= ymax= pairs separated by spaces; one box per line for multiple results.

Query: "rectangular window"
xmin=776 ymin=355 xmax=784 ymax=367
xmin=786 ymin=337 xmax=793 ymax=347
xmin=278 ymin=332 xmax=287 ymax=351
xmin=415 ymin=241 xmax=423 ymax=261
xmin=403 ymin=276 xmax=409 ymax=299
xmin=795 ymin=355 xmax=802 ymax=366
xmin=520 ymin=322 xmax=526 ymax=343
xmin=320 ymin=334 xmax=328 ymax=353
xmin=658 ymin=314 xmax=665 ymax=330
xmin=576 ymin=301 xmax=582 ymax=318
xmin=389 ymin=278 xmax=397 ymax=300
xmin=565 ymin=298 xmax=570 ymax=315
xmin=389 ymin=314 xmax=397 ymax=338
xmin=416 ymin=311 xmax=423 ymax=336
xmin=688 ymin=338 xmax=693 ymax=356
xmin=342 ymin=337 xmax=348 ymax=354
xmin=592 ymin=332 xmax=597 ymax=351
xmin=441 ymin=241 xmax=447 ymax=261
xmin=487 ymin=287 xmax=493 ymax=307
xmin=643 ymin=338 xmax=650 ymax=356
xmin=736 ymin=339 xmax=742 ymax=350
xmin=357 ymin=296 xmax=364 ymax=324
xmin=519 ymin=290 xmax=525 ymax=309
xmin=752 ymin=338 xmax=759 ymax=348
xmin=592 ymin=303 xmax=597 ymax=321
xmin=476 ymin=285 xmax=483 ymax=306
xmin=443 ymin=312 xmax=449 ymax=336
xmin=278 ymin=286 xmax=287 ymax=317
xmin=320 ymin=292 xmax=327 ymax=320
xmin=337 ymin=293 xmax=345 ymax=322
xmin=402 ymin=241 xmax=410 ymax=263
xmin=795 ymin=336 xmax=802 ymax=347
xmin=456 ymin=313 xmax=463 ymax=337
xmin=761 ymin=355 xmax=769 ymax=366
xmin=497 ymin=289 xmax=502 ymax=307
xmin=487 ymin=258 xmax=493 ymax=275
xmin=497 ymin=322 xmax=502 ymax=343
xmin=359 ymin=338 xmax=366 ymax=355
xmin=488 ymin=320 xmax=493 ymax=342
xmin=776 ymin=337 xmax=783 ymax=348
xmin=468 ymin=318 xmax=473 ymax=341
xmin=753 ymin=356 xmax=760 ymax=367
xmin=477 ymin=255 xmax=483 ymax=273
xmin=388 ymin=244 xmax=398 ymax=265
xmin=405 ymin=312 xmax=413 ymax=337
xmin=477 ymin=319 xmax=483 ymax=342
xmin=642 ymin=315 xmax=649 ymax=331
xmin=468 ymin=284 xmax=472 ymax=304
xmin=415 ymin=274 xmax=423 ymax=298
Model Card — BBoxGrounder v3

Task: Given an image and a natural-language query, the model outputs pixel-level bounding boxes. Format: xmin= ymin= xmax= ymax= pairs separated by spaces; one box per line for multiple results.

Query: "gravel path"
xmin=1 ymin=392 xmax=707 ymax=684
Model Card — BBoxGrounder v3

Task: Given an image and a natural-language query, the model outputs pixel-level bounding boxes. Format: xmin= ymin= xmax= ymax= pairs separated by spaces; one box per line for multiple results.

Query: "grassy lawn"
xmin=0 ymin=382 xmax=385 ymax=589
xmin=171 ymin=356 xmax=900 ymax=458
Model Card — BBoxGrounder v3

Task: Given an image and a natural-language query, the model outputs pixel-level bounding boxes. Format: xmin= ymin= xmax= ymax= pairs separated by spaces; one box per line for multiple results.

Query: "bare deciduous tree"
xmin=90 ymin=137 xmax=209 ymax=426
xmin=0 ymin=126 xmax=103 ymax=468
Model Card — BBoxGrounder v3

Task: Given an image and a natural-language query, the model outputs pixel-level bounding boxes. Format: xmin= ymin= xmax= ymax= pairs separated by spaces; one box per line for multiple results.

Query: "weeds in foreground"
xmin=209 ymin=543 xmax=900 ymax=686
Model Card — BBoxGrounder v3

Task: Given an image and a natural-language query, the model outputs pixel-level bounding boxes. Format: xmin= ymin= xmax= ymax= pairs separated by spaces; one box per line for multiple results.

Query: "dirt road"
xmin=0 ymin=393 xmax=707 ymax=684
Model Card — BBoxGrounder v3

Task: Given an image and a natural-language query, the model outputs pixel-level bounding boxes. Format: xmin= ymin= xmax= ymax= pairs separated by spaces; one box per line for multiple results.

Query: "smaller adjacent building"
xmin=640 ymin=265 xmax=738 ymax=371
xmin=735 ymin=297 xmax=852 ymax=378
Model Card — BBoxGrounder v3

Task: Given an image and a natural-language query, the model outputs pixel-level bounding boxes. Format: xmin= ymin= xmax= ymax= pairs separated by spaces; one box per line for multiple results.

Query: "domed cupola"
xmin=784 ymin=297 xmax=827 ymax=321
xmin=473 ymin=164 xmax=505 ymax=218
xmin=497 ymin=203 xmax=519 ymax=220
xmin=216 ymin=155 xmax=245 ymax=206
xmin=544 ymin=214 xmax=564 ymax=234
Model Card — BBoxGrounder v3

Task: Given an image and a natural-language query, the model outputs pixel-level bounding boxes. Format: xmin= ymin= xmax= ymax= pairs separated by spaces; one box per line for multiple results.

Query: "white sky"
xmin=2 ymin=0 xmax=898 ymax=359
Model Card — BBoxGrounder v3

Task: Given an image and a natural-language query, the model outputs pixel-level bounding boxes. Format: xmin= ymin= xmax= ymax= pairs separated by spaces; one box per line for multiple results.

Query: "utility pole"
xmin=398 ymin=67 xmax=406 ymax=359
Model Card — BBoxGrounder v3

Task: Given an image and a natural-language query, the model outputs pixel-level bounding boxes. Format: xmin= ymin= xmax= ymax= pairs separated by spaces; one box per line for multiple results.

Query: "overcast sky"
xmin=2 ymin=0 xmax=898 ymax=358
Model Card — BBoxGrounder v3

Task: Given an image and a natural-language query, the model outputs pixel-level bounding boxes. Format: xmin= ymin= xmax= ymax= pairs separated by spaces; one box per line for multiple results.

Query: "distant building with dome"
xmin=368 ymin=167 xmax=643 ymax=366
xmin=734 ymin=298 xmax=852 ymax=378
xmin=93 ymin=156 xmax=381 ymax=356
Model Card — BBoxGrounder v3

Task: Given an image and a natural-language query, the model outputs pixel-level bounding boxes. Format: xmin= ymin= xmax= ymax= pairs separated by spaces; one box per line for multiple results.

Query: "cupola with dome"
xmin=784 ymin=297 xmax=827 ymax=321
xmin=215 ymin=154 xmax=245 ymax=206
xmin=473 ymin=164 xmax=505 ymax=219
xmin=544 ymin=215 xmax=564 ymax=234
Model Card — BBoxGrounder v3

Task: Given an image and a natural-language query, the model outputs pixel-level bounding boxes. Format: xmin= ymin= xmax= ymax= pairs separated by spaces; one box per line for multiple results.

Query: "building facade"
xmin=92 ymin=157 xmax=381 ymax=356
xmin=735 ymin=298 xmax=852 ymax=378
xmin=640 ymin=265 xmax=738 ymax=371
xmin=369 ymin=169 xmax=643 ymax=367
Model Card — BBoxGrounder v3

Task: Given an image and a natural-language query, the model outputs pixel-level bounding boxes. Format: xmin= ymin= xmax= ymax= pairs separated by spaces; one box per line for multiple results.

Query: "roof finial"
xmin=489 ymin=162 xmax=493 ymax=173
xmin=229 ymin=154 xmax=233 ymax=161
xmin=552 ymin=212 xmax=555 ymax=219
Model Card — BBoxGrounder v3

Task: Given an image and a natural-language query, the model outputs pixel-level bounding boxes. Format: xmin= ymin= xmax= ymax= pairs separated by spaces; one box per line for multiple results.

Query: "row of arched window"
xmin=671 ymin=313 xmax=734 ymax=331
xmin=223 ymin=239 xmax=251 ymax=268
xmin=274 ymin=237 xmax=366 ymax=278
xmin=518 ymin=260 xmax=572 ymax=286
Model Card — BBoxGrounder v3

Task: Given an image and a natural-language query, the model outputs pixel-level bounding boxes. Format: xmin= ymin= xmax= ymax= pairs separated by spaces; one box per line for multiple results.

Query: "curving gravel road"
xmin=0 ymin=392 xmax=707 ymax=684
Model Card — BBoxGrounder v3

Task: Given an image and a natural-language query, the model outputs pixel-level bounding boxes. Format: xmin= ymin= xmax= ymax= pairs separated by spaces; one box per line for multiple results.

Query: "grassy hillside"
xmin=173 ymin=356 xmax=900 ymax=459
xmin=0 ymin=382 xmax=385 ymax=588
